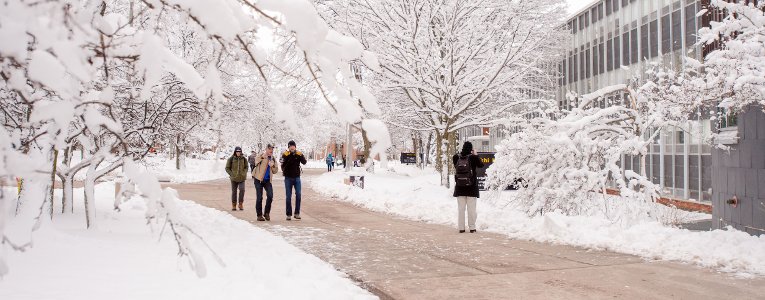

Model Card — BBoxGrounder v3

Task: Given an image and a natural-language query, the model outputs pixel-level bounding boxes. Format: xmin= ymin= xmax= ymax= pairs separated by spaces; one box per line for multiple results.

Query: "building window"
xmin=640 ymin=23 xmax=649 ymax=61
xmin=630 ymin=28 xmax=638 ymax=64
xmin=685 ymin=3 xmax=697 ymax=48
xmin=672 ymin=9 xmax=682 ymax=51
xmin=606 ymin=0 xmax=613 ymax=16
xmin=593 ymin=44 xmax=599 ymax=77
xmin=585 ymin=11 xmax=590 ymax=28
xmin=573 ymin=51 xmax=579 ymax=82
xmin=662 ymin=14 xmax=671 ymax=54
xmin=622 ymin=32 xmax=630 ymax=66
xmin=585 ymin=46 xmax=591 ymax=79
xmin=649 ymin=19 xmax=659 ymax=58
xmin=598 ymin=3 xmax=604 ymax=21
xmin=598 ymin=42 xmax=605 ymax=74
xmin=568 ymin=53 xmax=574 ymax=84
xmin=719 ymin=108 xmax=738 ymax=129
xmin=607 ymin=38 xmax=614 ymax=71
xmin=614 ymin=35 xmax=621 ymax=68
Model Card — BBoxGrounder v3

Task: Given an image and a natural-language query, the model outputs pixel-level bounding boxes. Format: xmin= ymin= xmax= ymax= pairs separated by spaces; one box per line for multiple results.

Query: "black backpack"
xmin=455 ymin=155 xmax=473 ymax=187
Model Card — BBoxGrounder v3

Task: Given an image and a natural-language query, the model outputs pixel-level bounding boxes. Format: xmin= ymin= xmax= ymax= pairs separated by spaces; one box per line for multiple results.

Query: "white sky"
xmin=566 ymin=0 xmax=597 ymax=15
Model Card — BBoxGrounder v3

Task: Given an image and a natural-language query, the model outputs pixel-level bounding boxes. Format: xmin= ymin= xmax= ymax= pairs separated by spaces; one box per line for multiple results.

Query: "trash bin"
xmin=349 ymin=175 xmax=364 ymax=189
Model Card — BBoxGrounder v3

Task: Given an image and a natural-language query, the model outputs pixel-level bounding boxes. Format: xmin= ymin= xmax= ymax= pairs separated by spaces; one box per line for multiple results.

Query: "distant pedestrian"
xmin=226 ymin=146 xmax=248 ymax=211
xmin=453 ymin=141 xmax=484 ymax=233
xmin=248 ymin=150 xmax=258 ymax=171
xmin=326 ymin=153 xmax=334 ymax=172
xmin=281 ymin=140 xmax=307 ymax=220
xmin=342 ymin=155 xmax=347 ymax=168
xmin=252 ymin=144 xmax=278 ymax=221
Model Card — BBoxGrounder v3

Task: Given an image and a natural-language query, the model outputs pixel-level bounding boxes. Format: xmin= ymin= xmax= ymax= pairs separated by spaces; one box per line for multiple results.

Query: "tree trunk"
xmin=435 ymin=131 xmax=443 ymax=174
xmin=424 ymin=132 xmax=433 ymax=168
xmin=61 ymin=176 xmax=73 ymax=214
xmin=50 ymin=149 xmax=58 ymax=219
xmin=175 ymin=135 xmax=184 ymax=170
xmin=436 ymin=130 xmax=454 ymax=188
xmin=413 ymin=133 xmax=419 ymax=168
xmin=361 ymin=128 xmax=374 ymax=173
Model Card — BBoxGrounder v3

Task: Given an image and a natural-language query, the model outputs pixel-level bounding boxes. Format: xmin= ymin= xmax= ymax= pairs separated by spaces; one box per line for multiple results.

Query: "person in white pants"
xmin=452 ymin=141 xmax=484 ymax=233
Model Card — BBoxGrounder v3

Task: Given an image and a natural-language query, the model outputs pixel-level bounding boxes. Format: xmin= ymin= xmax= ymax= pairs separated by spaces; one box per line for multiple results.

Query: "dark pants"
xmin=327 ymin=162 xmax=333 ymax=172
xmin=285 ymin=176 xmax=302 ymax=216
xmin=254 ymin=179 xmax=273 ymax=216
xmin=231 ymin=181 xmax=245 ymax=203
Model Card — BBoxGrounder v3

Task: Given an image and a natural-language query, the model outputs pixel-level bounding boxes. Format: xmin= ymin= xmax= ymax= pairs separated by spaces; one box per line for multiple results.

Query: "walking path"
xmin=164 ymin=170 xmax=765 ymax=299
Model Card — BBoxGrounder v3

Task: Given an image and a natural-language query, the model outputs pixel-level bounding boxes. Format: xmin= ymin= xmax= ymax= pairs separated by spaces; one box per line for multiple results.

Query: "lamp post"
xmin=346 ymin=62 xmax=363 ymax=172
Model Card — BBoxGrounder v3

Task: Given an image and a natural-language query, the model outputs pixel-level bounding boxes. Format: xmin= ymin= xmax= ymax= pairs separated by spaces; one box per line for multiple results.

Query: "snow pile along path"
xmin=0 ymin=183 xmax=376 ymax=300
xmin=140 ymin=156 xmax=229 ymax=183
xmin=312 ymin=164 xmax=765 ymax=277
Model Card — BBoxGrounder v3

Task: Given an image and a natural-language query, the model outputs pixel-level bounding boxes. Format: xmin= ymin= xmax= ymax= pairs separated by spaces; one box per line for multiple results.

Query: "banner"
xmin=400 ymin=153 xmax=416 ymax=164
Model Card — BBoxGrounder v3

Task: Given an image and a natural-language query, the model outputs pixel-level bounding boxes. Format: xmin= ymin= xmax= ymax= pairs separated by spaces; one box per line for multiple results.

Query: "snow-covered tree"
xmin=697 ymin=0 xmax=765 ymax=112
xmin=325 ymin=0 xmax=566 ymax=186
xmin=0 ymin=0 xmax=389 ymax=277
xmin=487 ymin=72 xmax=699 ymax=220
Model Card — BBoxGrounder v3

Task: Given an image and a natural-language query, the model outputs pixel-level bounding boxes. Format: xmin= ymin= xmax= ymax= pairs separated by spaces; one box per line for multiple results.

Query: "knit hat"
xmin=288 ymin=140 xmax=296 ymax=147
xmin=234 ymin=146 xmax=242 ymax=153
xmin=460 ymin=142 xmax=473 ymax=156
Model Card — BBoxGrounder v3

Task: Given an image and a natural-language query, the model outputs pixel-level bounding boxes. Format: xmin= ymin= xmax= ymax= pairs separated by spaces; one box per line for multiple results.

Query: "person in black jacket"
xmin=453 ymin=141 xmax=484 ymax=233
xmin=280 ymin=140 xmax=307 ymax=220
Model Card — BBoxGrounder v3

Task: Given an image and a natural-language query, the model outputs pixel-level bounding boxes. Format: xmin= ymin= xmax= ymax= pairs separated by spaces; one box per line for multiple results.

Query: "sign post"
xmin=476 ymin=152 xmax=494 ymax=191
xmin=400 ymin=153 xmax=416 ymax=165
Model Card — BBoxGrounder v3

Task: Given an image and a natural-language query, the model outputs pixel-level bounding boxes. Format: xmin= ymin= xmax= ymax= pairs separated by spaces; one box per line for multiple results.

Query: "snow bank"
xmin=312 ymin=164 xmax=765 ymax=277
xmin=138 ymin=156 xmax=228 ymax=183
xmin=0 ymin=184 xmax=376 ymax=300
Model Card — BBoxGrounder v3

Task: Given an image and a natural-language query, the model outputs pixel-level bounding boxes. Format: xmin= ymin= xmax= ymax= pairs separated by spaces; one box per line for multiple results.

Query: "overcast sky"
xmin=566 ymin=0 xmax=597 ymax=14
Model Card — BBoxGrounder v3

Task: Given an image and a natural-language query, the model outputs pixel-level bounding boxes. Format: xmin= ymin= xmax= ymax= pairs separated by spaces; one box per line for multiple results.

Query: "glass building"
xmin=557 ymin=0 xmax=714 ymax=202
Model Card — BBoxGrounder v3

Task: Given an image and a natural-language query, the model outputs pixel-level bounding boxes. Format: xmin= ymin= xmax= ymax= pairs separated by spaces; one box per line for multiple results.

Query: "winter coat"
xmin=452 ymin=154 xmax=484 ymax=198
xmin=226 ymin=155 xmax=249 ymax=183
xmin=326 ymin=154 xmax=334 ymax=164
xmin=281 ymin=150 xmax=307 ymax=178
xmin=252 ymin=154 xmax=279 ymax=182
xmin=248 ymin=153 xmax=258 ymax=166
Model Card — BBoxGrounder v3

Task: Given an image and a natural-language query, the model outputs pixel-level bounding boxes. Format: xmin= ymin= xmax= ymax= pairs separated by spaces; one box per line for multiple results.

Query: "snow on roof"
xmin=567 ymin=0 xmax=601 ymax=21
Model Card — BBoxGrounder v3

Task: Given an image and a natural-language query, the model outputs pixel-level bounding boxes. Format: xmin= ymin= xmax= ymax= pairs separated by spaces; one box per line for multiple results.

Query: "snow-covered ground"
xmin=0 ymin=183 xmax=376 ymax=300
xmin=137 ymin=156 xmax=229 ymax=183
xmin=312 ymin=163 xmax=765 ymax=277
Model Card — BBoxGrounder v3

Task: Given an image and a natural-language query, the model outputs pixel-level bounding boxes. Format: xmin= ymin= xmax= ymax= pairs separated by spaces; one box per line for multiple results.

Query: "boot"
xmin=238 ymin=202 xmax=243 ymax=211
xmin=294 ymin=214 xmax=301 ymax=220
xmin=232 ymin=203 xmax=237 ymax=211
xmin=264 ymin=214 xmax=270 ymax=221
xmin=257 ymin=215 xmax=265 ymax=221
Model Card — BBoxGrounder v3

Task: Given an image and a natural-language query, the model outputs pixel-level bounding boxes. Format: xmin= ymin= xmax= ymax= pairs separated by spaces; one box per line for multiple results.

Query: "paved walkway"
xmin=164 ymin=170 xmax=765 ymax=299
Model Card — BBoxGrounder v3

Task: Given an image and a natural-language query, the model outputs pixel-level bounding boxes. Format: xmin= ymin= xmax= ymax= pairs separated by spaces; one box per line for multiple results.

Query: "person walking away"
xmin=252 ymin=144 xmax=278 ymax=221
xmin=248 ymin=150 xmax=258 ymax=171
xmin=226 ymin=147 xmax=248 ymax=211
xmin=342 ymin=155 xmax=347 ymax=169
xmin=453 ymin=141 xmax=484 ymax=233
xmin=326 ymin=153 xmax=334 ymax=172
xmin=281 ymin=140 xmax=307 ymax=220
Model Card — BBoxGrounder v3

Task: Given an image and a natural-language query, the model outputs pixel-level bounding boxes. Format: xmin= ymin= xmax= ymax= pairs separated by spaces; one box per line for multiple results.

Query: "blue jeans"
xmin=254 ymin=179 xmax=273 ymax=216
xmin=284 ymin=176 xmax=301 ymax=216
